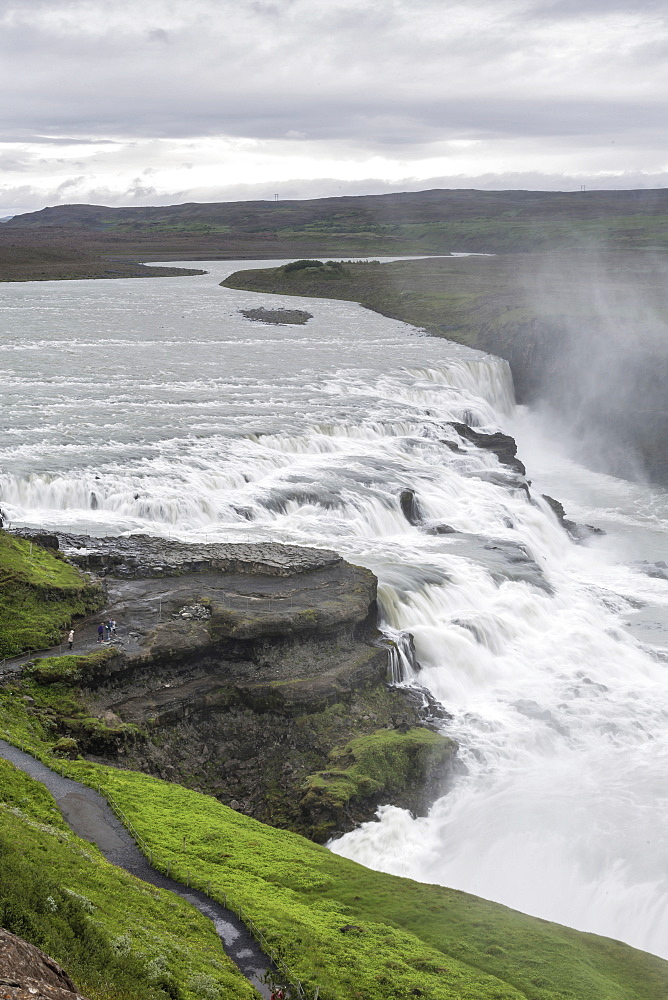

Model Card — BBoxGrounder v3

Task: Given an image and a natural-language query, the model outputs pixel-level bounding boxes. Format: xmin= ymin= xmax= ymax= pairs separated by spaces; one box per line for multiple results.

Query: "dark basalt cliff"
xmin=44 ymin=535 xmax=456 ymax=841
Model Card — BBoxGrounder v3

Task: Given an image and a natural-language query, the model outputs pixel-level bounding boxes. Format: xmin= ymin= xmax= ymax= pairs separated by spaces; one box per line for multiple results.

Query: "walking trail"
xmin=0 ymin=739 xmax=274 ymax=999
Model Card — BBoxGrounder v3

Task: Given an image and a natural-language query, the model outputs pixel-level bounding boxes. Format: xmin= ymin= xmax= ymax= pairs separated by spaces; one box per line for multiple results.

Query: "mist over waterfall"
xmin=2 ymin=260 xmax=668 ymax=959
xmin=509 ymin=251 xmax=668 ymax=484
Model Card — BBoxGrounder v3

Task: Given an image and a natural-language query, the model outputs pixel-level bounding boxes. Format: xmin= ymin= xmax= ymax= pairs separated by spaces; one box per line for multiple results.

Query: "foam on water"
xmin=2 ymin=259 xmax=667 ymax=957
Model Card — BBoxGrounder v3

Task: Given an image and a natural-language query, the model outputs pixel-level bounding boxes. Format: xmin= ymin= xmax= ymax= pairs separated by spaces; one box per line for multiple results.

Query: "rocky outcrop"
xmin=30 ymin=536 xmax=458 ymax=840
xmin=0 ymin=929 xmax=87 ymax=1000
xmin=399 ymin=489 xmax=424 ymax=526
xmin=239 ymin=306 xmax=312 ymax=325
xmin=58 ymin=533 xmax=342 ymax=579
xmin=448 ymin=422 xmax=527 ymax=477
xmin=541 ymin=494 xmax=605 ymax=543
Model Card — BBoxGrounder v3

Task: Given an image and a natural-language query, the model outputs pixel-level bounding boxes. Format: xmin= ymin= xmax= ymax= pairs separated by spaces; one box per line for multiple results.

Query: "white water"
xmin=1 ymin=260 xmax=667 ymax=957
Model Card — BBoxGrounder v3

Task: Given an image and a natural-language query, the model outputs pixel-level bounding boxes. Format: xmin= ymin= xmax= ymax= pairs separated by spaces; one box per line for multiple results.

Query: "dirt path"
xmin=0 ymin=739 xmax=274 ymax=999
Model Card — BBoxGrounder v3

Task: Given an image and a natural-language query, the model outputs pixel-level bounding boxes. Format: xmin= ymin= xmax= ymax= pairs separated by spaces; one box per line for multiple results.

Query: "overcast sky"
xmin=1 ymin=0 xmax=667 ymax=213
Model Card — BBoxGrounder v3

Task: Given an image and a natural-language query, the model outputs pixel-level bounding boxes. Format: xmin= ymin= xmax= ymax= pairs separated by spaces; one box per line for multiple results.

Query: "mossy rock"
xmin=52 ymin=736 xmax=79 ymax=758
xmin=301 ymin=727 xmax=457 ymax=841
xmin=24 ymin=649 xmax=117 ymax=685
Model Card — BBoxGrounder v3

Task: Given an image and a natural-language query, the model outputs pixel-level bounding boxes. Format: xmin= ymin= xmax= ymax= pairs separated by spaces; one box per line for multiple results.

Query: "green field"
xmin=60 ymin=761 xmax=668 ymax=1000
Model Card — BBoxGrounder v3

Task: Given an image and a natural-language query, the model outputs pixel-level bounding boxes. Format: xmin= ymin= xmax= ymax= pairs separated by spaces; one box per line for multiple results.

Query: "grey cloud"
xmin=0 ymin=153 xmax=32 ymax=170
xmin=526 ymin=0 xmax=668 ymax=17
xmin=0 ymin=91 xmax=664 ymax=149
xmin=55 ymin=176 xmax=85 ymax=192
xmin=0 ymin=133 xmax=119 ymax=145
xmin=0 ymin=0 xmax=667 ymax=207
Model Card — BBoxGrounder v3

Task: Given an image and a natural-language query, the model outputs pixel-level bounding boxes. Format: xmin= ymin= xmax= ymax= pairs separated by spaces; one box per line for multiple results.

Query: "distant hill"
xmin=7 ymin=189 xmax=668 ymax=250
xmin=4 ymin=187 xmax=668 ymax=281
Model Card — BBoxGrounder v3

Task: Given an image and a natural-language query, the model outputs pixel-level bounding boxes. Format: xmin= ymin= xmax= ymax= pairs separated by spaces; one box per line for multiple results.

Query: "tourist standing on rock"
xmin=97 ymin=623 xmax=104 ymax=643
xmin=67 ymin=629 xmax=74 ymax=651
xmin=110 ymin=618 xmax=116 ymax=635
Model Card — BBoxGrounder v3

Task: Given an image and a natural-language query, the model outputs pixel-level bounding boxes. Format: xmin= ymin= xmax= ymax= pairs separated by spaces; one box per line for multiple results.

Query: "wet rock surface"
xmin=57 ymin=534 xmax=342 ymax=579
xmin=399 ymin=488 xmax=425 ymax=526
xmin=447 ymin=422 xmax=527 ymax=476
xmin=541 ymin=494 xmax=606 ymax=543
xmin=239 ymin=306 xmax=312 ymax=325
xmin=633 ymin=560 xmax=668 ymax=581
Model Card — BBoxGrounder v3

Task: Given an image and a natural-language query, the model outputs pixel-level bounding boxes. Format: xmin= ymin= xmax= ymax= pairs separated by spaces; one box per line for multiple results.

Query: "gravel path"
xmin=0 ymin=739 xmax=273 ymax=999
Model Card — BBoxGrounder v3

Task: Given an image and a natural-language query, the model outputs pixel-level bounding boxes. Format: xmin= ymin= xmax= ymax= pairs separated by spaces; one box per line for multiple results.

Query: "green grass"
xmin=0 ymin=532 xmax=103 ymax=656
xmin=0 ymin=759 xmax=256 ymax=1000
xmin=0 ymin=652 xmax=139 ymax=757
xmin=60 ymin=762 xmax=668 ymax=1000
xmin=1 ymin=683 xmax=666 ymax=1000
xmin=24 ymin=649 xmax=116 ymax=684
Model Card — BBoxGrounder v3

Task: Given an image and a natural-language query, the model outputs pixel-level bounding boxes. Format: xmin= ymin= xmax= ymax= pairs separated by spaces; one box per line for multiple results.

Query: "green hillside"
xmin=0 ymin=758 xmax=255 ymax=1000
xmin=2 ymin=536 xmax=667 ymax=999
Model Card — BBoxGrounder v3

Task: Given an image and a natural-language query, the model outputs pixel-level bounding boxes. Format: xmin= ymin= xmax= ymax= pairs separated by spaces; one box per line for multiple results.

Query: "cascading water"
xmin=1 ymin=259 xmax=667 ymax=958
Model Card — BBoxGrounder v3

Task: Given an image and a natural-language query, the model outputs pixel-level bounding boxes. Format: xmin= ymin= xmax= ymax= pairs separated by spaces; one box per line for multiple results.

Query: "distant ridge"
xmin=4 ymin=187 xmax=668 ymax=281
xmin=7 ymin=187 xmax=668 ymax=233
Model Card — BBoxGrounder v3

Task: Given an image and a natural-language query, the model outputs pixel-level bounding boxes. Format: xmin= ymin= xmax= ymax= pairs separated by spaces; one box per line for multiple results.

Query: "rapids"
xmin=1 ymin=260 xmax=667 ymax=957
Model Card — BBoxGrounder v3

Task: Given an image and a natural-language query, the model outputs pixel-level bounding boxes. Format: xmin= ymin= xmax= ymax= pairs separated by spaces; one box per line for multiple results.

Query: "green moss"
xmin=302 ymin=727 xmax=454 ymax=812
xmin=24 ymin=648 xmax=116 ymax=684
xmin=0 ymin=759 xmax=255 ymax=1000
xmin=52 ymin=736 xmax=79 ymax=757
xmin=0 ymin=532 xmax=103 ymax=657
xmin=64 ymin=762 xmax=668 ymax=1000
xmin=0 ymin=656 xmax=140 ymax=756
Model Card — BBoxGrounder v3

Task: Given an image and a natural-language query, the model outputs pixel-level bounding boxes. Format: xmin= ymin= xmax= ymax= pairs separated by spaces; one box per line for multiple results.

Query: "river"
xmin=1 ymin=259 xmax=667 ymax=958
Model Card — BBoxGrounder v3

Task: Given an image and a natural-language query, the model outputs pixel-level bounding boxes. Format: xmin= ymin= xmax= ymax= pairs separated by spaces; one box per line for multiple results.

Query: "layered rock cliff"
xmin=23 ymin=535 xmax=457 ymax=842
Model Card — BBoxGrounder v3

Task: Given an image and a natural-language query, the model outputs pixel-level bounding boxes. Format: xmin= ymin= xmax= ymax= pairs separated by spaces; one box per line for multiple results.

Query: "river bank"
xmin=221 ymin=252 xmax=668 ymax=486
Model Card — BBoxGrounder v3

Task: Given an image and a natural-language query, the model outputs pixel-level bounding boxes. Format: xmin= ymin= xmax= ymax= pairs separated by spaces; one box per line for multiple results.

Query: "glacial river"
xmin=1 ymin=260 xmax=667 ymax=958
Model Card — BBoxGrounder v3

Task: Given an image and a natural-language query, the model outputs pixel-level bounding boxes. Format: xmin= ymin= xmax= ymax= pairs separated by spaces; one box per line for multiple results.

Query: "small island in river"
xmin=239 ymin=306 xmax=313 ymax=325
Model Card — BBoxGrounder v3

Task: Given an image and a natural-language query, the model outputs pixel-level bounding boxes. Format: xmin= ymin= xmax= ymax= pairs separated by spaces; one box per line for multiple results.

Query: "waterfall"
xmin=382 ymin=628 xmax=420 ymax=685
xmin=3 ymin=259 xmax=667 ymax=959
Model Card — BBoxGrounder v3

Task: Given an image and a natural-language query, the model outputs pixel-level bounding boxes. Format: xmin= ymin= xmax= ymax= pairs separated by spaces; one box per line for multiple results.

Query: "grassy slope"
xmin=2 ymin=544 xmax=667 ymax=998
xmin=61 ymin=762 xmax=668 ymax=1000
xmin=2 ymin=689 xmax=666 ymax=999
xmin=0 ymin=759 xmax=255 ymax=1000
xmin=0 ymin=532 xmax=104 ymax=657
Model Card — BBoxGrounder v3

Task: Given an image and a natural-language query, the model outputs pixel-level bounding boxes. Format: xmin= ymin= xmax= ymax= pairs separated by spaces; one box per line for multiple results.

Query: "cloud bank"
xmin=1 ymin=0 xmax=667 ymax=211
